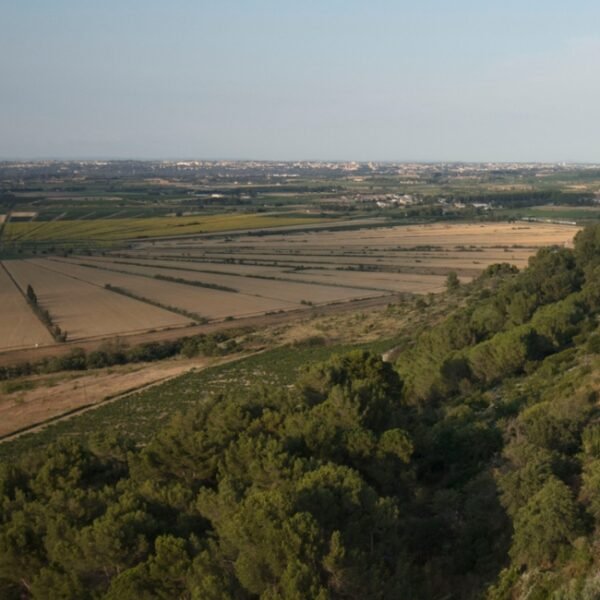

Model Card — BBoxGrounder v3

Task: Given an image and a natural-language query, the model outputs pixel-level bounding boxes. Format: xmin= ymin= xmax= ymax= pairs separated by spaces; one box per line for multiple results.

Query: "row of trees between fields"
xmin=25 ymin=284 xmax=67 ymax=342
xmin=0 ymin=330 xmax=246 ymax=381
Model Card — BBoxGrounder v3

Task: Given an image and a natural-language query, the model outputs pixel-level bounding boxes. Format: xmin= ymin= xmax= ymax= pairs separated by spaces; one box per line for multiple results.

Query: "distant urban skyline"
xmin=1 ymin=159 xmax=599 ymax=166
xmin=2 ymin=1 xmax=600 ymax=162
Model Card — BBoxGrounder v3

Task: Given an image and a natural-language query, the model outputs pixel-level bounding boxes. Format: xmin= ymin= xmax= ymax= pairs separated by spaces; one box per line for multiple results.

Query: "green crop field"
xmin=497 ymin=204 xmax=600 ymax=223
xmin=0 ymin=336 xmax=400 ymax=461
xmin=1 ymin=213 xmax=330 ymax=244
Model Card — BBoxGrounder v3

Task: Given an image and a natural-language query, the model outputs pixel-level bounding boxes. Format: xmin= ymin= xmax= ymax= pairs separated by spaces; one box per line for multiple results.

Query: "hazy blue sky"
xmin=2 ymin=1 xmax=600 ymax=161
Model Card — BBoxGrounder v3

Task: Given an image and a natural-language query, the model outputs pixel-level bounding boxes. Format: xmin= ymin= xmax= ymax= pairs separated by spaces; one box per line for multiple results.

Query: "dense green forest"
xmin=2 ymin=226 xmax=600 ymax=599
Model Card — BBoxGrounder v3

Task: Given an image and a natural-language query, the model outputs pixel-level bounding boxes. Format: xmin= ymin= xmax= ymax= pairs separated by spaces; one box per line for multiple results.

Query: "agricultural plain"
xmin=28 ymin=258 xmax=303 ymax=317
xmin=2 ymin=156 xmax=600 ymax=600
xmin=0 ymin=221 xmax=577 ymax=356
xmin=50 ymin=257 xmax=385 ymax=301
xmin=2 ymin=213 xmax=329 ymax=244
xmin=113 ymin=221 xmax=575 ymax=290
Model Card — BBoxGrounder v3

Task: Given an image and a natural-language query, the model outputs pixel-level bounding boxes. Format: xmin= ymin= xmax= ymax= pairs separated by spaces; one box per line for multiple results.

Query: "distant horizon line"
xmin=0 ymin=157 xmax=598 ymax=166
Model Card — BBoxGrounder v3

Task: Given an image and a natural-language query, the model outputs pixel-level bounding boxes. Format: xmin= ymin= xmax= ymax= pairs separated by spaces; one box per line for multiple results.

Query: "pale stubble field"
xmin=0 ymin=222 xmax=577 ymax=353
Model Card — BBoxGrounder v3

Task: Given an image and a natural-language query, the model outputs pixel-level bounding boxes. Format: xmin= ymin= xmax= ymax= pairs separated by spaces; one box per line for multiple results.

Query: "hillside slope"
xmin=2 ymin=226 xmax=600 ymax=599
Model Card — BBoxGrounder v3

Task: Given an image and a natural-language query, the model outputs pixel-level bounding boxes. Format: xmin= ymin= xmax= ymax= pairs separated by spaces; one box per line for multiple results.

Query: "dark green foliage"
xmin=521 ymin=246 xmax=583 ymax=304
xmin=574 ymin=223 xmax=600 ymax=268
xmin=179 ymin=332 xmax=239 ymax=358
xmin=497 ymin=444 xmax=556 ymax=518
xmin=26 ymin=284 xmax=37 ymax=304
xmin=0 ymin=332 xmax=242 ymax=381
xmin=478 ymin=262 xmax=519 ymax=280
xmin=529 ymin=293 xmax=587 ymax=349
xmin=510 ymin=477 xmax=582 ymax=567
xmin=29 ymin=568 xmax=87 ymax=600
xmin=581 ymin=423 xmax=600 ymax=457
xmin=103 ymin=535 xmax=192 ymax=599
xmin=506 ymin=290 xmax=538 ymax=325
xmin=0 ymin=351 xmax=416 ymax=598
xmin=398 ymin=239 xmax=590 ymax=402
xmin=154 ymin=273 xmax=239 ymax=293
xmin=446 ymin=271 xmax=460 ymax=291
xmin=23 ymin=283 xmax=68 ymax=342
xmin=104 ymin=283 xmax=206 ymax=323
xmin=296 ymin=350 xmax=404 ymax=430
xmin=518 ymin=403 xmax=583 ymax=454
xmin=586 ymin=331 xmax=600 ymax=354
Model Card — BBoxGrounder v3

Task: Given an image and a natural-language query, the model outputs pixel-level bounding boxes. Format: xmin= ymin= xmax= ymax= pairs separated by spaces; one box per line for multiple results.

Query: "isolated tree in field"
xmin=26 ymin=284 xmax=37 ymax=304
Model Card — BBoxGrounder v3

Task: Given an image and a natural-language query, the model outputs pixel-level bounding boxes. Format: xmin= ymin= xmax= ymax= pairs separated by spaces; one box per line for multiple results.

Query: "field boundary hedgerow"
xmin=53 ymin=257 xmax=242 ymax=294
xmin=104 ymin=284 xmax=207 ymax=323
xmin=77 ymin=256 xmax=392 ymax=293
